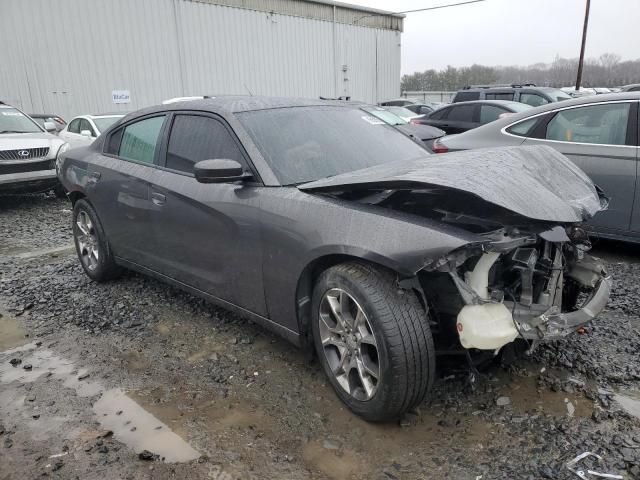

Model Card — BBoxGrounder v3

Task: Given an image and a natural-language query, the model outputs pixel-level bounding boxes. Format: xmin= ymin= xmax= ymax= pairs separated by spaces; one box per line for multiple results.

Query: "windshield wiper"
xmin=0 ymin=130 xmax=31 ymax=134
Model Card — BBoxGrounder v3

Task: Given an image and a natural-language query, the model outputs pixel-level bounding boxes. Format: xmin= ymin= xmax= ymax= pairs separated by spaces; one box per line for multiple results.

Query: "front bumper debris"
xmin=506 ymin=275 xmax=611 ymax=340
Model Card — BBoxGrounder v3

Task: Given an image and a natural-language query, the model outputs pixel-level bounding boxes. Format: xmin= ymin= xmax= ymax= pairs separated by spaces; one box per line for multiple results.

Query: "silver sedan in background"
xmin=434 ymin=92 xmax=640 ymax=243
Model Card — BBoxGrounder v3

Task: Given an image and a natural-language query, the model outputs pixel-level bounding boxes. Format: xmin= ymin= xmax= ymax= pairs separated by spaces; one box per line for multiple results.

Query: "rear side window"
xmin=520 ymin=93 xmax=549 ymax=107
xmin=454 ymin=91 xmax=480 ymax=102
xmin=428 ymin=108 xmax=449 ymax=120
xmin=118 ymin=116 xmax=166 ymax=164
xmin=447 ymin=105 xmax=475 ymax=122
xmin=506 ymin=118 xmax=538 ymax=137
xmin=166 ymin=115 xmax=245 ymax=174
xmin=485 ymin=92 xmax=514 ymax=101
xmin=480 ymin=105 xmax=507 ymax=124
xmin=545 ymin=103 xmax=630 ymax=145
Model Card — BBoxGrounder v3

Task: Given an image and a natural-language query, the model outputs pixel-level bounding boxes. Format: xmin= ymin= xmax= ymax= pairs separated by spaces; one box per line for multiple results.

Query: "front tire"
xmin=72 ymin=199 xmax=121 ymax=282
xmin=311 ymin=262 xmax=435 ymax=422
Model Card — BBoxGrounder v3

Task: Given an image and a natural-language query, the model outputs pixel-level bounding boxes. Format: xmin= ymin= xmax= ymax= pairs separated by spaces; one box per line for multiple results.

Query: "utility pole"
xmin=575 ymin=0 xmax=591 ymax=91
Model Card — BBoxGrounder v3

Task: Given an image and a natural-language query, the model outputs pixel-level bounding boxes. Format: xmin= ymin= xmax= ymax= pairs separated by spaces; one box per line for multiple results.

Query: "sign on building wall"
xmin=112 ymin=90 xmax=131 ymax=104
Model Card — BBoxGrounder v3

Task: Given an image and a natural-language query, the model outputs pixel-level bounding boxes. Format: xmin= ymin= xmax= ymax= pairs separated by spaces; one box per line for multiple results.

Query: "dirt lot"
xmin=1 ymin=194 xmax=640 ymax=480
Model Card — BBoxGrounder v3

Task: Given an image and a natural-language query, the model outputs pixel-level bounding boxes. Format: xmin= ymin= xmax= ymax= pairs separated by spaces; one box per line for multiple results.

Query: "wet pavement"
xmin=1 ymin=194 xmax=640 ymax=479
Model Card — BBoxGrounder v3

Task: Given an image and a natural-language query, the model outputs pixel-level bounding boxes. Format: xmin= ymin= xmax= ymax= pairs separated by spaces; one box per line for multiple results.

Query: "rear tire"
xmin=72 ymin=199 xmax=121 ymax=282
xmin=311 ymin=261 xmax=435 ymax=422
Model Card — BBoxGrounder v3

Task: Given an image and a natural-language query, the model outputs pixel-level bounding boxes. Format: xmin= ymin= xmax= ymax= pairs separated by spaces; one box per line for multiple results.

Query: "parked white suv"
xmin=0 ymin=102 xmax=68 ymax=196
xmin=58 ymin=114 xmax=124 ymax=148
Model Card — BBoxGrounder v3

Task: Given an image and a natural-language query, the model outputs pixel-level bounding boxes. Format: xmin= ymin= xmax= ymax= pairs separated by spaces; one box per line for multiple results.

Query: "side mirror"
xmin=80 ymin=129 xmax=93 ymax=138
xmin=194 ymin=159 xmax=250 ymax=184
xmin=44 ymin=121 xmax=57 ymax=132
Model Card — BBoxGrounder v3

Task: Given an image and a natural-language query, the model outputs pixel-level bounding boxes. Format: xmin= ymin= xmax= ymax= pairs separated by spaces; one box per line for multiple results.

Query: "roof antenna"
xmin=244 ymin=83 xmax=254 ymax=96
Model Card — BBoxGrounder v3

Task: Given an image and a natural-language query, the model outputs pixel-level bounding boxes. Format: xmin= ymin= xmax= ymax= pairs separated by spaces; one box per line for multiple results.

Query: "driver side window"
xmin=165 ymin=115 xmax=245 ymax=174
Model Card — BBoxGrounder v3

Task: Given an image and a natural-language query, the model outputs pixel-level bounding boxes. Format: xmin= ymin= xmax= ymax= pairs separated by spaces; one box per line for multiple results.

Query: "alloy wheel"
xmin=318 ymin=288 xmax=380 ymax=401
xmin=75 ymin=210 xmax=100 ymax=271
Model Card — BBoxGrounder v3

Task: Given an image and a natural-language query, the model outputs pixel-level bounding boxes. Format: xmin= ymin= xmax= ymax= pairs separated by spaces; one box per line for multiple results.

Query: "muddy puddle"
xmin=0 ymin=245 xmax=30 ymax=256
xmin=0 ymin=244 xmax=74 ymax=259
xmin=94 ymin=389 xmax=200 ymax=462
xmin=0 ymin=344 xmax=200 ymax=463
xmin=0 ymin=311 xmax=30 ymax=350
xmin=613 ymin=390 xmax=640 ymax=420
xmin=497 ymin=372 xmax=593 ymax=418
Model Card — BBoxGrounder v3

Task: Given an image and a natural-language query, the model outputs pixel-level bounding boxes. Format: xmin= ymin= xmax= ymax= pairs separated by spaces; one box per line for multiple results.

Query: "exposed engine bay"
xmin=421 ymin=226 xmax=610 ymax=351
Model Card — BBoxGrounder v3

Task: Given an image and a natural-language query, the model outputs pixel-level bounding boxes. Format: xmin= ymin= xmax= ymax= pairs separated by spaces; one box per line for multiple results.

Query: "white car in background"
xmin=59 ymin=114 xmax=124 ymax=148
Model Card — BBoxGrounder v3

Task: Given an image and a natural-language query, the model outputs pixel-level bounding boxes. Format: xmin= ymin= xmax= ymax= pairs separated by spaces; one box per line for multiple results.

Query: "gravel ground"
xmin=1 ymin=194 xmax=639 ymax=480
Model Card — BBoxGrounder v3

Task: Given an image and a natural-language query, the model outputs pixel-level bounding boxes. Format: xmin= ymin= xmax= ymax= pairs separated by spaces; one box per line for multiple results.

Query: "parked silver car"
xmin=434 ymin=92 xmax=640 ymax=243
xmin=0 ymin=102 xmax=68 ymax=195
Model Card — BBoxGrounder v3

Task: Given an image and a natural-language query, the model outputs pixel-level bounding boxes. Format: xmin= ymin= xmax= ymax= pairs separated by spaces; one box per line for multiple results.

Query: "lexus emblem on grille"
xmin=18 ymin=150 xmax=30 ymax=157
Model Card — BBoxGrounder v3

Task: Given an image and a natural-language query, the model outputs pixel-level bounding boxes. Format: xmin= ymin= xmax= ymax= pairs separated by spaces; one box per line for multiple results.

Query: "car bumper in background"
xmin=0 ymin=169 xmax=59 ymax=193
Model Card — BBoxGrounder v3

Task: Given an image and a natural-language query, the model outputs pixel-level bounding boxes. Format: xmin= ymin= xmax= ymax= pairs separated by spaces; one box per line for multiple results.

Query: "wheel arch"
xmin=67 ymin=190 xmax=87 ymax=206
xmin=294 ymin=250 xmax=424 ymax=354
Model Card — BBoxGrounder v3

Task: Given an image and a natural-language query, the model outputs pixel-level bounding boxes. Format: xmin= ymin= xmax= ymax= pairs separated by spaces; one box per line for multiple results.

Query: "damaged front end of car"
xmin=300 ymin=145 xmax=611 ymax=352
xmin=422 ymin=225 xmax=610 ymax=351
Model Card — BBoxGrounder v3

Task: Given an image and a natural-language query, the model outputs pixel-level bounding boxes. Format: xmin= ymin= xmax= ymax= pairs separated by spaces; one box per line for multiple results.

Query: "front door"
xmin=523 ymin=101 xmax=638 ymax=234
xmin=148 ymin=112 xmax=267 ymax=316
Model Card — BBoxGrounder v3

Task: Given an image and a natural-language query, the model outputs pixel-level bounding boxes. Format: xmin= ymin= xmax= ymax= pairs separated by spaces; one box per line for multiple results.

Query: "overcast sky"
xmin=346 ymin=0 xmax=638 ymax=75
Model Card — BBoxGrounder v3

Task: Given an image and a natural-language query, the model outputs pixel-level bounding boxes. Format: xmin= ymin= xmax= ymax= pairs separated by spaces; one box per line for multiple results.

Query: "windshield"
xmin=361 ymin=107 xmax=407 ymax=125
xmin=93 ymin=116 xmax=123 ymax=133
xmin=386 ymin=106 xmax=417 ymax=118
xmin=238 ymin=106 xmax=428 ymax=185
xmin=0 ymin=107 xmax=42 ymax=134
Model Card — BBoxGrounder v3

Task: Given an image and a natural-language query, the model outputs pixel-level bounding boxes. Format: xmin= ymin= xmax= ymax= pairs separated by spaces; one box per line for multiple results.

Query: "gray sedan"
xmin=58 ymin=97 xmax=610 ymax=421
xmin=435 ymin=92 xmax=640 ymax=243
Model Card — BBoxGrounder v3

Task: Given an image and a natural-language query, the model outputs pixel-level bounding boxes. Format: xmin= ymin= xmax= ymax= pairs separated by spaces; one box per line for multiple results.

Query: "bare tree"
xmin=401 ymin=53 xmax=639 ymax=92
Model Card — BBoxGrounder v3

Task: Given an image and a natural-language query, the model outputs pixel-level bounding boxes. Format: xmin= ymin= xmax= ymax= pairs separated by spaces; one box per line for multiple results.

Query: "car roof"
xmin=89 ymin=113 xmax=125 ymax=118
xmin=440 ymin=100 xmax=528 ymax=109
xmin=121 ymin=96 xmax=356 ymax=121
xmin=69 ymin=113 xmax=125 ymax=121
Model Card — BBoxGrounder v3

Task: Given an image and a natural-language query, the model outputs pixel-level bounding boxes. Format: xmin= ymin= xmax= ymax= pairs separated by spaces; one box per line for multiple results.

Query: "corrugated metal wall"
xmin=0 ymin=0 xmax=401 ymax=119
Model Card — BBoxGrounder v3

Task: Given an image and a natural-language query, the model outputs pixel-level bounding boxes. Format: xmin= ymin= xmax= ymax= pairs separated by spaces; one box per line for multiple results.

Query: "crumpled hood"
xmin=299 ymin=145 xmax=605 ymax=223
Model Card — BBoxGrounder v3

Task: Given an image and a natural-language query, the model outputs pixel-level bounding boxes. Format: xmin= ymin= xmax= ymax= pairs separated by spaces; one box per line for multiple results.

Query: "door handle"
xmin=88 ymin=171 xmax=101 ymax=183
xmin=151 ymin=192 xmax=166 ymax=206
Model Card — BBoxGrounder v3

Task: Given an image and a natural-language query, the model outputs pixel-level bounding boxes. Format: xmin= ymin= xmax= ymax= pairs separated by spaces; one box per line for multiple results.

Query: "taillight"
xmin=432 ymin=139 xmax=448 ymax=154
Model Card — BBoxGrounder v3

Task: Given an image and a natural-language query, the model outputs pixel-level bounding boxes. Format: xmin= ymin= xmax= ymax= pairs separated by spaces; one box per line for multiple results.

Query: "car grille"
xmin=0 ymin=147 xmax=50 ymax=160
xmin=0 ymin=159 xmax=55 ymax=175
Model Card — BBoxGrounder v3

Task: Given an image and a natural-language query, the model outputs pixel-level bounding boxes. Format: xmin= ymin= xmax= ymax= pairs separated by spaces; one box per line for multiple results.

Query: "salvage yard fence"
xmin=402 ymin=91 xmax=456 ymax=103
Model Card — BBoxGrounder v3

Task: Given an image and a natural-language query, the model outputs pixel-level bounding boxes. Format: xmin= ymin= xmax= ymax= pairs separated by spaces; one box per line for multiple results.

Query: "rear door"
xmin=523 ymin=101 xmax=638 ymax=235
xmin=148 ymin=112 xmax=267 ymax=315
xmin=87 ymin=114 xmax=168 ymax=266
xmin=479 ymin=104 xmax=510 ymax=126
xmin=440 ymin=104 xmax=479 ymax=133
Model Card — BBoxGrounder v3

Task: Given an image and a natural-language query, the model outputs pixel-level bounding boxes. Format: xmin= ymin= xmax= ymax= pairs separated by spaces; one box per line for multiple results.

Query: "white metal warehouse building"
xmin=0 ymin=0 xmax=403 ymax=119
